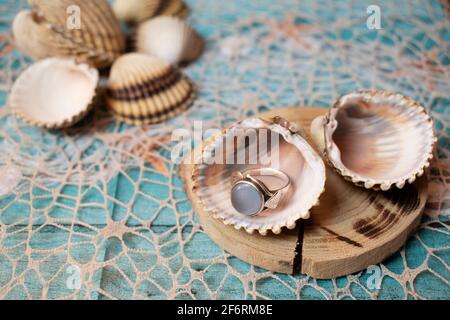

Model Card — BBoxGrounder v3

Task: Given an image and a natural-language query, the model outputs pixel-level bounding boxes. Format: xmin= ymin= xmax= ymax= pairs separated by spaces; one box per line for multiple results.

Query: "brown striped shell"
xmin=192 ymin=117 xmax=326 ymax=236
xmin=106 ymin=53 xmax=196 ymax=125
xmin=113 ymin=0 xmax=189 ymax=24
xmin=9 ymin=58 xmax=99 ymax=129
xmin=310 ymin=90 xmax=437 ymax=191
xmin=12 ymin=0 xmax=125 ymax=68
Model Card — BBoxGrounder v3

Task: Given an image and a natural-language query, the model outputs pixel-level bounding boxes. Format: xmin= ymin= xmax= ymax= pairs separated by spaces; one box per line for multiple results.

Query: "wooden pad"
xmin=179 ymin=107 xmax=428 ymax=279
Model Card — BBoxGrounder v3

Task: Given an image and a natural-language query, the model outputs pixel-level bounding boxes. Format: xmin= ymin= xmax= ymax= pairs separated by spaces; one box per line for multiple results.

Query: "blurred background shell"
xmin=113 ymin=0 xmax=161 ymax=24
xmin=12 ymin=0 xmax=125 ymax=68
xmin=137 ymin=16 xmax=204 ymax=65
xmin=192 ymin=117 xmax=326 ymax=235
xmin=106 ymin=53 xmax=196 ymax=125
xmin=113 ymin=0 xmax=189 ymax=24
xmin=9 ymin=58 xmax=99 ymax=129
xmin=310 ymin=90 xmax=437 ymax=191
xmin=157 ymin=0 xmax=189 ymax=18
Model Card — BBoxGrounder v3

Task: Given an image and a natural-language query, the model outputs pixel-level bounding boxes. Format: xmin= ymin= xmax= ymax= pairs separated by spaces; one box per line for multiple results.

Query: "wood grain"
xmin=179 ymin=107 xmax=428 ymax=279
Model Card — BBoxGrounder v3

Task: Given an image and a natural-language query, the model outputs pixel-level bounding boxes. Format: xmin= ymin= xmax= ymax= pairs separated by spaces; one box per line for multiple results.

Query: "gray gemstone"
xmin=230 ymin=182 xmax=264 ymax=216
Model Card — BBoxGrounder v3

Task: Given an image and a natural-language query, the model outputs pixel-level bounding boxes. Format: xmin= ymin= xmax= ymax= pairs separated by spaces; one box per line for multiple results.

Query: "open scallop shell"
xmin=9 ymin=58 xmax=99 ymax=129
xmin=192 ymin=117 xmax=326 ymax=235
xmin=113 ymin=0 xmax=189 ymax=23
xmin=13 ymin=0 xmax=125 ymax=68
xmin=137 ymin=16 xmax=204 ymax=65
xmin=311 ymin=90 xmax=437 ymax=191
xmin=106 ymin=53 xmax=196 ymax=125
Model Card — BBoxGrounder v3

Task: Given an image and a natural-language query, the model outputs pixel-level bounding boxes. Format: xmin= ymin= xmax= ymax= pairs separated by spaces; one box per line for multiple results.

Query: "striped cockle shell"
xmin=310 ymin=90 xmax=437 ymax=191
xmin=192 ymin=117 xmax=327 ymax=236
xmin=137 ymin=16 xmax=204 ymax=65
xmin=113 ymin=0 xmax=189 ymax=24
xmin=106 ymin=53 xmax=196 ymax=125
xmin=9 ymin=58 xmax=99 ymax=129
xmin=12 ymin=0 xmax=125 ymax=68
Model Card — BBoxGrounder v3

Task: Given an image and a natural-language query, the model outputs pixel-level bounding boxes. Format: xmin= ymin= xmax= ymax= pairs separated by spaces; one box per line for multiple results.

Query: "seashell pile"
xmin=192 ymin=117 xmax=326 ymax=235
xmin=311 ymin=90 xmax=437 ymax=191
xmin=113 ymin=0 xmax=189 ymax=24
xmin=13 ymin=0 xmax=125 ymax=68
xmin=9 ymin=58 xmax=99 ymax=129
xmin=10 ymin=0 xmax=203 ymax=128
xmin=106 ymin=53 xmax=196 ymax=125
xmin=137 ymin=16 xmax=204 ymax=65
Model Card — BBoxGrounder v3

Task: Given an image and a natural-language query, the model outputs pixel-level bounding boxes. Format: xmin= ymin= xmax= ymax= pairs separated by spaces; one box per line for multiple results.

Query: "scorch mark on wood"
xmin=353 ymin=184 xmax=421 ymax=239
xmin=320 ymin=226 xmax=363 ymax=248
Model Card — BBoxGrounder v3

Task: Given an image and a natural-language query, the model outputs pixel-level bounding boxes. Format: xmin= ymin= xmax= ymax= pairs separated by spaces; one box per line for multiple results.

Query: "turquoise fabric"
xmin=0 ymin=0 xmax=449 ymax=299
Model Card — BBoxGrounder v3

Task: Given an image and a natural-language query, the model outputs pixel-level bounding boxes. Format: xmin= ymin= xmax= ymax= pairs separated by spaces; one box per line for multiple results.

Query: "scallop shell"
xmin=113 ymin=0 xmax=189 ymax=23
xmin=113 ymin=0 xmax=161 ymax=24
xmin=12 ymin=0 xmax=125 ymax=68
xmin=192 ymin=117 xmax=326 ymax=235
xmin=106 ymin=53 xmax=196 ymax=125
xmin=137 ymin=16 xmax=204 ymax=65
xmin=311 ymin=90 xmax=437 ymax=191
xmin=157 ymin=0 xmax=190 ymax=18
xmin=9 ymin=58 xmax=99 ymax=129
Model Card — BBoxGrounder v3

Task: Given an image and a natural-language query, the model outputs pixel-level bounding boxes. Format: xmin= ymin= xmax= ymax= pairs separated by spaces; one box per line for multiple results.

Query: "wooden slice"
xmin=179 ymin=107 xmax=428 ymax=279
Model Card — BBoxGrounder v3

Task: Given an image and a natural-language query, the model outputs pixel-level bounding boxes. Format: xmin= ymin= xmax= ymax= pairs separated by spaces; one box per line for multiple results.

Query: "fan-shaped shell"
xmin=106 ymin=53 xmax=196 ymax=125
xmin=9 ymin=58 xmax=99 ymax=129
xmin=192 ymin=117 xmax=326 ymax=235
xmin=137 ymin=16 xmax=203 ymax=65
xmin=157 ymin=0 xmax=189 ymax=18
xmin=12 ymin=0 xmax=125 ymax=68
xmin=113 ymin=0 xmax=189 ymax=23
xmin=311 ymin=90 xmax=436 ymax=191
xmin=113 ymin=0 xmax=161 ymax=24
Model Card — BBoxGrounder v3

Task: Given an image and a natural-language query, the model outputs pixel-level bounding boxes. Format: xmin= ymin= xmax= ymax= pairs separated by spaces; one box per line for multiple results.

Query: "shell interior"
xmin=192 ymin=118 xmax=326 ymax=235
xmin=323 ymin=90 xmax=436 ymax=190
xmin=106 ymin=53 xmax=196 ymax=125
xmin=9 ymin=58 xmax=99 ymax=128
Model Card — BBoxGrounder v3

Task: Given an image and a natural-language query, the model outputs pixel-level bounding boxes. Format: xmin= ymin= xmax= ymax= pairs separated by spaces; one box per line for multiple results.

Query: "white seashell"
xmin=113 ymin=0 xmax=161 ymax=23
xmin=137 ymin=16 xmax=203 ymax=65
xmin=310 ymin=90 xmax=437 ymax=191
xmin=113 ymin=0 xmax=189 ymax=23
xmin=192 ymin=117 xmax=326 ymax=236
xmin=9 ymin=58 xmax=99 ymax=129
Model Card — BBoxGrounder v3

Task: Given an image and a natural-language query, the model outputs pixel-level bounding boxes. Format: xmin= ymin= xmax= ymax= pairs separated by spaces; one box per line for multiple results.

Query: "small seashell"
xmin=113 ymin=0 xmax=189 ymax=24
xmin=106 ymin=53 xmax=196 ymax=125
xmin=310 ymin=90 xmax=437 ymax=191
xmin=12 ymin=11 xmax=57 ymax=61
xmin=157 ymin=0 xmax=190 ymax=18
xmin=137 ymin=16 xmax=204 ymax=65
xmin=9 ymin=58 xmax=99 ymax=129
xmin=112 ymin=0 xmax=161 ymax=24
xmin=12 ymin=0 xmax=125 ymax=68
xmin=192 ymin=117 xmax=326 ymax=235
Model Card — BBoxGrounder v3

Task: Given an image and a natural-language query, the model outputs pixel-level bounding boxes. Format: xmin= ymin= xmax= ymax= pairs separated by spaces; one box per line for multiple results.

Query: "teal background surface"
xmin=0 ymin=0 xmax=449 ymax=299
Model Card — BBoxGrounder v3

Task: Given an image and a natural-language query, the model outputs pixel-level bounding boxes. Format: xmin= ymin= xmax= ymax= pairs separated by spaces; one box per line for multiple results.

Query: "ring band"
xmin=230 ymin=168 xmax=290 ymax=216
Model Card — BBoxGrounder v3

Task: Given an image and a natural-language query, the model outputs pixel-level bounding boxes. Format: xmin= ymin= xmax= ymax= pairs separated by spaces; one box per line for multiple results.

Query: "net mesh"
xmin=0 ymin=0 xmax=448 ymax=299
